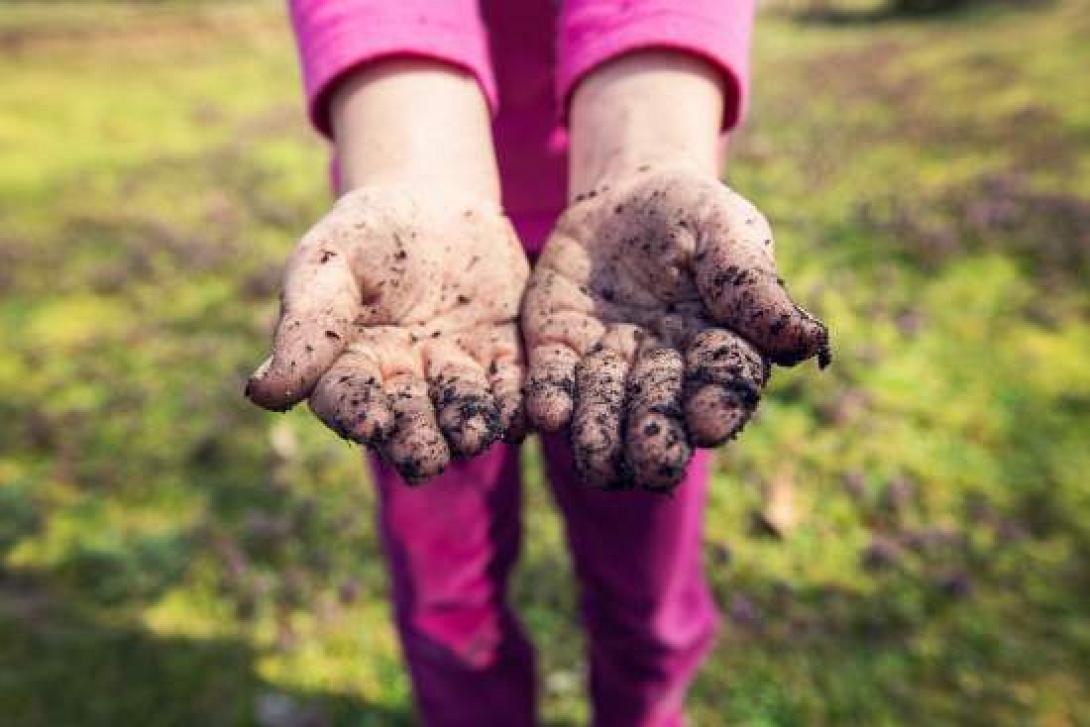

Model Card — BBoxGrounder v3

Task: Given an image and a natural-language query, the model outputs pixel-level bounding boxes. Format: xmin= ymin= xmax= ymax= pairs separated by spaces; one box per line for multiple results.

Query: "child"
xmin=246 ymin=1 xmax=828 ymax=724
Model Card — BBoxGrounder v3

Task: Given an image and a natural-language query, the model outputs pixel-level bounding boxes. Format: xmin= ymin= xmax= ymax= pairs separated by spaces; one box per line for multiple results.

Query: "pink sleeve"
xmin=558 ymin=0 xmax=756 ymax=130
xmin=289 ymin=0 xmax=498 ymax=138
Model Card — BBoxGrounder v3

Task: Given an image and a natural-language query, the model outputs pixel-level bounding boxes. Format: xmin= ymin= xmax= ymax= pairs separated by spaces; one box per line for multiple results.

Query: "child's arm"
xmin=521 ymin=49 xmax=830 ymax=491
xmin=245 ymin=56 xmax=529 ymax=482
xmin=567 ymin=50 xmax=724 ymax=195
xmin=330 ymin=58 xmax=499 ymax=200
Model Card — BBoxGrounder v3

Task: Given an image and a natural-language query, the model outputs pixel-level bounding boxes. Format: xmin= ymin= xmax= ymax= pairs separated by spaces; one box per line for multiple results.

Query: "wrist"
xmin=568 ymin=51 xmax=725 ymax=198
xmin=331 ymin=59 xmax=500 ymax=201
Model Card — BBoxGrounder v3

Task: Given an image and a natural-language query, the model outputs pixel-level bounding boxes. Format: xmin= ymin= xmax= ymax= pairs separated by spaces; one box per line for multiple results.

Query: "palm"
xmin=247 ymin=187 xmax=529 ymax=482
xmin=522 ymin=168 xmax=828 ymax=491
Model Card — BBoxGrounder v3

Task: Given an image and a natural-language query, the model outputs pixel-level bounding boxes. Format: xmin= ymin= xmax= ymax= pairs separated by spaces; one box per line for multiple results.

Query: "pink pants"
xmin=369 ymin=433 xmax=719 ymax=726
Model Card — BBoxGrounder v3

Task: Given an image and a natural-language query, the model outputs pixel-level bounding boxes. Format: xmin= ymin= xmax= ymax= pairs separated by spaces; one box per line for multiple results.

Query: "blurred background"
xmin=1 ymin=0 xmax=1088 ymax=724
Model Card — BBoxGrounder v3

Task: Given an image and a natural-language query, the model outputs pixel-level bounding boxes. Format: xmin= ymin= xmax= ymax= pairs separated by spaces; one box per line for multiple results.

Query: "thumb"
xmin=694 ymin=194 xmax=830 ymax=367
xmin=245 ymin=244 xmax=359 ymax=410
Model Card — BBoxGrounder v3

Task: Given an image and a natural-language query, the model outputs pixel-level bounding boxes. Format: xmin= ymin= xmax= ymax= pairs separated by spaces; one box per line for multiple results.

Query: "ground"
xmin=1 ymin=1 xmax=1088 ymax=724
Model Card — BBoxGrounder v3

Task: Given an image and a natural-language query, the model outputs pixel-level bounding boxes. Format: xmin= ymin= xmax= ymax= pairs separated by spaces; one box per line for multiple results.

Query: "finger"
xmin=488 ymin=327 xmax=527 ymax=444
xmin=426 ymin=344 xmax=501 ymax=458
xmin=683 ymin=328 xmax=769 ymax=447
xmin=246 ymin=244 xmax=359 ymax=410
xmin=624 ymin=347 xmax=692 ymax=492
xmin=380 ymin=373 xmax=451 ymax=484
xmin=307 ymin=346 xmax=392 ymax=445
xmin=525 ymin=343 xmax=580 ymax=433
xmin=491 ymin=356 xmax=526 ymax=443
xmin=521 ymin=257 xmax=603 ymax=434
xmin=694 ymin=193 xmax=830 ymax=367
xmin=571 ymin=347 xmax=631 ymax=488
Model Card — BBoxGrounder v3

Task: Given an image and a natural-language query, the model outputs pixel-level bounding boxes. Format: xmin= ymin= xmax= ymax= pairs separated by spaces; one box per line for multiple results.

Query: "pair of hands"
xmin=245 ymin=165 xmax=829 ymax=491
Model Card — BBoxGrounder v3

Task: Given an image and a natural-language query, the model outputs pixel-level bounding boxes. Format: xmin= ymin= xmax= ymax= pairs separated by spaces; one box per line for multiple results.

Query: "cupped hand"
xmin=246 ymin=186 xmax=529 ymax=483
xmin=522 ymin=166 xmax=830 ymax=491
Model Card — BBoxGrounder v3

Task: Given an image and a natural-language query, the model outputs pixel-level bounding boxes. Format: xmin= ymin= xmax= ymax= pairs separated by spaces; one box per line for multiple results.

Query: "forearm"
xmin=330 ymin=59 xmax=500 ymax=201
xmin=568 ymin=51 xmax=725 ymax=198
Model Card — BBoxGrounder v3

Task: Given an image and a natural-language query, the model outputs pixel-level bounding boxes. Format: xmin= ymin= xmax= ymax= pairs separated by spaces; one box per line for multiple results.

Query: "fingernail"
xmin=251 ymin=355 xmax=273 ymax=380
xmin=245 ymin=356 xmax=274 ymax=398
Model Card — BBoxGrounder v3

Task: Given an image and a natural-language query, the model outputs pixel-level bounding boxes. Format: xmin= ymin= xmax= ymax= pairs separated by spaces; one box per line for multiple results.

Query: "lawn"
xmin=1 ymin=1 xmax=1088 ymax=724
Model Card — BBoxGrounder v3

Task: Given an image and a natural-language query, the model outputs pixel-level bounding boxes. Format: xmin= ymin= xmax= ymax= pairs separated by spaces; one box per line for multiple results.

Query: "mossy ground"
xmin=1 ymin=1 xmax=1088 ymax=724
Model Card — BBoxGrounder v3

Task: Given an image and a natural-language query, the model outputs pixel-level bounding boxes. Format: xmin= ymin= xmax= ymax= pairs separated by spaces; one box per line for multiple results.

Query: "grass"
xmin=1 ymin=1 xmax=1088 ymax=724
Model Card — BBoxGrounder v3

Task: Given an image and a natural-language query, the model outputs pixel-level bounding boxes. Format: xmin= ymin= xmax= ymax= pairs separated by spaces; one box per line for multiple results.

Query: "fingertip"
xmin=524 ymin=345 xmax=579 ymax=433
xmin=382 ymin=376 xmax=451 ymax=485
xmin=766 ymin=306 xmax=831 ymax=368
xmin=625 ymin=411 xmax=691 ymax=492
xmin=486 ymin=354 xmax=528 ymax=444
xmin=246 ymin=314 xmax=350 ymax=410
xmin=570 ymin=348 xmax=629 ymax=488
xmin=398 ymin=456 xmax=449 ymax=485
xmin=694 ymin=236 xmax=830 ymax=368
xmin=621 ymin=347 xmax=690 ymax=491
xmin=571 ymin=430 xmax=626 ymax=489
xmin=308 ymin=365 xmax=392 ymax=446
xmin=245 ymin=356 xmax=301 ymax=412
xmin=354 ymin=407 xmax=394 ymax=444
xmin=684 ymin=384 xmax=752 ymax=448
xmin=385 ymin=427 xmax=451 ymax=485
xmin=525 ymin=383 xmax=574 ymax=433
xmin=439 ymin=395 xmax=502 ymax=457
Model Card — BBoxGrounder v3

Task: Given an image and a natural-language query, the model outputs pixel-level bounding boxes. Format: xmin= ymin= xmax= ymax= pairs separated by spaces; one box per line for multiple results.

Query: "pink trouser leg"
xmin=369 ymin=444 xmax=536 ymax=727
xmin=543 ymin=435 xmax=721 ymax=727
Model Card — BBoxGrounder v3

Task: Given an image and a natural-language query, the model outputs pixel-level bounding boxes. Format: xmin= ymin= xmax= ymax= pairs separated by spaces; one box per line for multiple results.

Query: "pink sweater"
xmin=288 ymin=0 xmax=755 ymax=250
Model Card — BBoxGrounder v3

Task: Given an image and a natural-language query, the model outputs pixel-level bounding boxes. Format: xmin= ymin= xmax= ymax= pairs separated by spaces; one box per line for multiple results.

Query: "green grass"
xmin=2 ymin=1 xmax=1089 ymax=724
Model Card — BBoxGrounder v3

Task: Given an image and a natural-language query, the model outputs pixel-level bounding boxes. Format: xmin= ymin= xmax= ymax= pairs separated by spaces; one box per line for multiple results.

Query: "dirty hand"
xmin=246 ymin=187 xmax=529 ymax=483
xmin=522 ymin=166 xmax=829 ymax=491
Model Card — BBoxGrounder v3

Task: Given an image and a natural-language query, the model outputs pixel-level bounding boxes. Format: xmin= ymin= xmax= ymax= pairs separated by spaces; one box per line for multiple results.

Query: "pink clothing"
xmin=290 ymin=0 xmax=754 ymax=250
xmin=372 ymin=440 xmax=718 ymax=727
xmin=287 ymin=2 xmax=755 ymax=724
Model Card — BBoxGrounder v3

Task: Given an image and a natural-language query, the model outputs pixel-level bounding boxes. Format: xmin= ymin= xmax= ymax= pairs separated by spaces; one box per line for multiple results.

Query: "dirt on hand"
xmin=246 ymin=186 xmax=530 ymax=483
xmin=522 ymin=166 xmax=830 ymax=491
